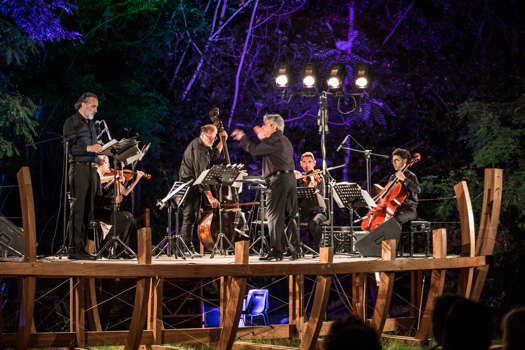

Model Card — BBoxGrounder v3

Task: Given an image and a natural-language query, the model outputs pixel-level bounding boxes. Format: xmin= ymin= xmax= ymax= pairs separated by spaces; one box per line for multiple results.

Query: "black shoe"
xmin=69 ymin=249 xmax=97 ymax=260
xmin=259 ymin=249 xmax=283 ymax=261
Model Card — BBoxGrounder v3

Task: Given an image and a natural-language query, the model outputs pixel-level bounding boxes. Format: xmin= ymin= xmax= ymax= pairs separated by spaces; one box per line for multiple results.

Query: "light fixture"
xmin=275 ymin=64 xmax=289 ymax=88
xmin=302 ymin=63 xmax=316 ymax=89
xmin=327 ymin=64 xmax=344 ymax=90
xmin=354 ymin=64 xmax=369 ymax=89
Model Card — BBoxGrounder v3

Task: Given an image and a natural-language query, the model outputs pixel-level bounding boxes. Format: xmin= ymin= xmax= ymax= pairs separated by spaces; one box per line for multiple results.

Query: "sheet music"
xmin=194 ymin=169 xmax=210 ymax=185
xmin=361 ymin=189 xmax=377 ymax=208
xmin=100 ymin=138 xmax=118 ymax=152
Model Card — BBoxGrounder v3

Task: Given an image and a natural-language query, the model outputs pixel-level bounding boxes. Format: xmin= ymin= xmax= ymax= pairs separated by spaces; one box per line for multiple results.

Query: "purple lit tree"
xmin=1 ymin=0 xmax=80 ymax=41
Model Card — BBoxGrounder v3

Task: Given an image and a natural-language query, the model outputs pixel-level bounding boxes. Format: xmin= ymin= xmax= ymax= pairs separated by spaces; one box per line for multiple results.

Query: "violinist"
xmin=294 ymin=152 xmax=327 ymax=253
xmin=388 ymin=148 xmax=420 ymax=225
xmin=93 ymin=155 xmax=145 ymax=258
xmin=179 ymin=124 xmax=227 ymax=257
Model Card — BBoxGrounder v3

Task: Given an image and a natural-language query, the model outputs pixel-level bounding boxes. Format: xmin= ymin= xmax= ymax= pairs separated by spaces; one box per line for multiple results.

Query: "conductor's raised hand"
xmin=231 ymin=129 xmax=245 ymax=141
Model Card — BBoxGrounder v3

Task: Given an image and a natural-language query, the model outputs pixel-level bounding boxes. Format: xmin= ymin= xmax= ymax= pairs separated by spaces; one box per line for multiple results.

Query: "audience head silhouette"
xmin=325 ymin=315 xmax=382 ymax=350
xmin=432 ymin=295 xmax=493 ymax=350
xmin=502 ymin=306 xmax=525 ymax=350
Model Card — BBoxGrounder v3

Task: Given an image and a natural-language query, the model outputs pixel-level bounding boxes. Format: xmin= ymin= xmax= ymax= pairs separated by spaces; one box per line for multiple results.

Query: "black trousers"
xmin=266 ymin=173 xmax=299 ymax=253
xmin=68 ymin=162 xmax=97 ymax=251
xmin=99 ymin=210 xmax=136 ymax=251
xmin=301 ymin=208 xmax=327 ymax=251
xmin=394 ymin=206 xmax=417 ymax=225
xmin=180 ymin=186 xmax=202 ymax=245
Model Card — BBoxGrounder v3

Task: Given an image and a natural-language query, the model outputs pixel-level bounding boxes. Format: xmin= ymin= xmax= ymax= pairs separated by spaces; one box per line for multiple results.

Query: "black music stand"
xmin=245 ymin=181 xmax=270 ymax=256
xmin=96 ymin=138 xmax=141 ymax=259
xmin=194 ymin=165 xmax=243 ymax=258
xmin=333 ymin=182 xmax=373 ymax=253
xmin=154 ymin=181 xmax=193 ymax=259
xmin=296 ymin=187 xmax=324 ymax=256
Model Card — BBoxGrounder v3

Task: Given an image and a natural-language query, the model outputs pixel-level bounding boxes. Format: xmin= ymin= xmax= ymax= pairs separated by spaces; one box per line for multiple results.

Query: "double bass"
xmin=360 ymin=153 xmax=421 ymax=232
xmin=197 ymin=108 xmax=245 ymax=250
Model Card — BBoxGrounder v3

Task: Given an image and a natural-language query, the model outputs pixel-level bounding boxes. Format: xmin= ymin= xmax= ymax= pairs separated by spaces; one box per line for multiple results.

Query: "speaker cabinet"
xmin=0 ymin=216 xmax=24 ymax=257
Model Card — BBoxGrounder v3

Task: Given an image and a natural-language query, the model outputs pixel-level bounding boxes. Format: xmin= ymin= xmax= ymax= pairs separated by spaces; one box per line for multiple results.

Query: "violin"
xmin=104 ymin=168 xmax=152 ymax=180
xmin=360 ymin=153 xmax=421 ymax=231
xmin=301 ymin=169 xmax=322 ymax=187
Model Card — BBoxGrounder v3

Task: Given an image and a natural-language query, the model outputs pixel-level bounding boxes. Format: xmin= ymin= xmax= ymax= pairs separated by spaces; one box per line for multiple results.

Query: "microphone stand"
xmin=25 ymin=135 xmax=73 ymax=257
xmin=339 ymin=135 xmax=389 ymax=194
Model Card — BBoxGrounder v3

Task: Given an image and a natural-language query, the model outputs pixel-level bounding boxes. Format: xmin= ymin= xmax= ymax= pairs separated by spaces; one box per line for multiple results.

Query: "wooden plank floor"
xmin=0 ymin=253 xmax=486 ymax=279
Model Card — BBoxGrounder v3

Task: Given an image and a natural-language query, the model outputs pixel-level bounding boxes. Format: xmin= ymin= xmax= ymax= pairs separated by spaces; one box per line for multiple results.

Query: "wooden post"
xmin=370 ymin=240 xmax=396 ymax=332
xmin=299 ymin=247 xmax=333 ymax=350
xmin=216 ymin=240 xmax=249 ymax=350
xmin=351 ymin=273 xmax=367 ymax=320
xmin=454 ymin=181 xmax=476 ymax=298
xmin=16 ymin=167 xmax=37 ymax=262
xmin=15 ymin=167 xmax=37 ymax=350
xmin=71 ymin=277 xmax=87 ymax=347
xmin=471 ymin=169 xmax=503 ymax=301
xmin=415 ymin=229 xmax=447 ymax=340
xmin=125 ymin=227 xmax=152 ymax=350
xmin=86 ymin=278 xmax=102 ymax=331
xmin=147 ymin=277 xmax=164 ymax=345
xmin=288 ymin=274 xmax=304 ymax=337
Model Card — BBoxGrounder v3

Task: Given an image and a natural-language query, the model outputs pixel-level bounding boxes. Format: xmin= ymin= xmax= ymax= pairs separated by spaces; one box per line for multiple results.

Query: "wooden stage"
xmin=0 ymin=167 xmax=503 ymax=350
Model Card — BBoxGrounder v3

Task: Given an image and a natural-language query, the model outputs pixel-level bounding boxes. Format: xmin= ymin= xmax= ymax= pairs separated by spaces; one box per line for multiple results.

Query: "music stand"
xmin=154 ymin=181 xmax=193 ymax=259
xmin=96 ymin=138 xmax=141 ymax=259
xmin=195 ymin=165 xmax=243 ymax=258
xmin=296 ymin=187 xmax=324 ymax=256
xmin=333 ymin=182 xmax=374 ymax=253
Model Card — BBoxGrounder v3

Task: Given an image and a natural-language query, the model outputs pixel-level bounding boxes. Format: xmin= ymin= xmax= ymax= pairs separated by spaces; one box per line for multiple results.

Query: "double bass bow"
xmin=360 ymin=153 xmax=421 ymax=232
xmin=197 ymin=108 xmax=245 ymax=251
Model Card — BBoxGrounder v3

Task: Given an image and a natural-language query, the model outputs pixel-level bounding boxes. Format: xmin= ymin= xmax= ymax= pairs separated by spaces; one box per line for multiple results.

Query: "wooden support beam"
xmin=454 ymin=181 xmax=476 ymax=298
xmin=351 ymin=273 xmax=367 ymax=320
xmin=299 ymin=247 xmax=333 ymax=350
xmin=125 ymin=227 xmax=152 ymax=350
xmin=71 ymin=277 xmax=87 ymax=347
xmin=288 ymin=274 xmax=304 ymax=337
xmin=415 ymin=229 xmax=447 ymax=340
xmin=15 ymin=276 xmax=36 ymax=350
xmin=471 ymin=169 xmax=503 ymax=301
xmin=15 ymin=167 xmax=37 ymax=350
xmin=16 ymin=167 xmax=37 ymax=262
xmin=370 ymin=240 xmax=396 ymax=332
xmin=216 ymin=240 xmax=249 ymax=350
xmin=86 ymin=278 xmax=102 ymax=331
xmin=147 ymin=277 xmax=164 ymax=344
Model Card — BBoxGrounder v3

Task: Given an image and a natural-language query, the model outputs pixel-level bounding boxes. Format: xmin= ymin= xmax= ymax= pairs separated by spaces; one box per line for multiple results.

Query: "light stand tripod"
xmin=154 ymin=180 xmax=193 ymax=259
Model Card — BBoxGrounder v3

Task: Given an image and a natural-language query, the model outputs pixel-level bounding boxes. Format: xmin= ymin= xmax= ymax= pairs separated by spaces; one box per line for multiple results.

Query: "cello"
xmin=360 ymin=153 xmax=421 ymax=232
xmin=197 ymin=108 xmax=245 ymax=250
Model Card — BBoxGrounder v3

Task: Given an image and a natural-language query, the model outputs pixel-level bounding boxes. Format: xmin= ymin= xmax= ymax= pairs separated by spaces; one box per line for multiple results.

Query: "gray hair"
xmin=263 ymin=114 xmax=285 ymax=132
xmin=74 ymin=92 xmax=98 ymax=110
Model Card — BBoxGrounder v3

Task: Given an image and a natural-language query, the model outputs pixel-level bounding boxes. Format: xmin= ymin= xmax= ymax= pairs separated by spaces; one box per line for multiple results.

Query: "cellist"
xmin=179 ymin=124 xmax=228 ymax=257
xmin=385 ymin=148 xmax=421 ymax=225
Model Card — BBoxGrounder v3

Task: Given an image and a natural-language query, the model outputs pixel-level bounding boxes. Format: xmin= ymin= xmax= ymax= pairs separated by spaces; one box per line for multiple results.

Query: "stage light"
xmin=302 ymin=63 xmax=316 ymax=89
xmin=327 ymin=64 xmax=344 ymax=90
xmin=354 ymin=64 xmax=369 ymax=89
xmin=275 ymin=64 xmax=289 ymax=88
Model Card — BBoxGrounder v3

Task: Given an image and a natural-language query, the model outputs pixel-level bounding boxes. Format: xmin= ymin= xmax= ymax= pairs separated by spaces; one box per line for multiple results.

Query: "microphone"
xmin=336 ymin=135 xmax=349 ymax=152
